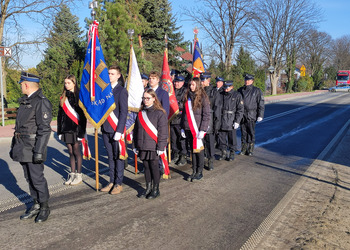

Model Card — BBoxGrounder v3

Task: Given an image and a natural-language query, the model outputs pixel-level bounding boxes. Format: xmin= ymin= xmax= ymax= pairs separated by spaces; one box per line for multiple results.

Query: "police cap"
xmin=215 ymin=76 xmax=224 ymax=82
xmin=200 ymin=72 xmax=212 ymax=80
xmin=141 ymin=73 xmax=149 ymax=80
xmin=174 ymin=75 xmax=185 ymax=82
xmin=223 ymin=80 xmax=233 ymax=89
xmin=244 ymin=74 xmax=254 ymax=81
xmin=18 ymin=71 xmax=41 ymax=84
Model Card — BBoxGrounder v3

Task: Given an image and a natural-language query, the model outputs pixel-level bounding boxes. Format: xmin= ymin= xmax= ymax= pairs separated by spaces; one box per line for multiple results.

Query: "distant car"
xmin=329 ymin=84 xmax=350 ymax=92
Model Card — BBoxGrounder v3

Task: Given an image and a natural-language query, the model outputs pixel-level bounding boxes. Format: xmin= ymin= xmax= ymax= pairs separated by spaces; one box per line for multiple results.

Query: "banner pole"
xmin=95 ymin=128 xmax=99 ymax=191
xmin=168 ymin=124 xmax=171 ymax=163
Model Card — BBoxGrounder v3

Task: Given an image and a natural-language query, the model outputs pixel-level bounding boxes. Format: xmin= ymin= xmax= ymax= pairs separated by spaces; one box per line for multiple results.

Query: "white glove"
xmin=157 ymin=150 xmax=165 ymax=156
xmin=197 ymin=131 xmax=205 ymax=139
xmin=58 ymin=134 xmax=62 ymax=140
xmin=133 ymin=148 xmax=138 ymax=155
xmin=233 ymin=122 xmax=239 ymax=130
xmin=78 ymin=137 xmax=83 ymax=141
xmin=113 ymin=132 xmax=122 ymax=141
xmin=257 ymin=117 xmax=263 ymax=122
xmin=181 ymin=129 xmax=186 ymax=138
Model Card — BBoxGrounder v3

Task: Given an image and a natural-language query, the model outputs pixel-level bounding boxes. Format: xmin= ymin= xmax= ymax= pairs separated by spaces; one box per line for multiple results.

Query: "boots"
xmin=64 ymin=172 xmax=75 ymax=185
xmin=208 ymin=158 xmax=214 ymax=171
xmin=192 ymin=171 xmax=203 ymax=181
xmin=239 ymin=143 xmax=247 ymax=155
xmin=187 ymin=170 xmax=196 ymax=182
xmin=218 ymin=150 xmax=227 ymax=161
xmin=70 ymin=173 xmax=83 ymax=186
xmin=247 ymin=143 xmax=255 ymax=156
xmin=20 ymin=199 xmax=40 ymax=220
xmin=139 ymin=182 xmax=152 ymax=198
xmin=227 ymin=151 xmax=235 ymax=161
xmin=35 ymin=202 xmax=50 ymax=223
xmin=176 ymin=154 xmax=187 ymax=166
xmin=147 ymin=183 xmax=160 ymax=199
xmin=172 ymin=152 xmax=179 ymax=163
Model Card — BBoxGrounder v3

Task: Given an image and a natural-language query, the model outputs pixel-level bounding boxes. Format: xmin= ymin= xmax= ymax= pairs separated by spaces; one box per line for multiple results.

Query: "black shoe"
xmin=187 ymin=170 xmax=196 ymax=181
xmin=147 ymin=184 xmax=160 ymax=199
xmin=208 ymin=158 xmax=214 ymax=171
xmin=139 ymin=182 xmax=152 ymax=198
xmin=226 ymin=151 xmax=235 ymax=161
xmin=172 ymin=152 xmax=179 ymax=163
xmin=239 ymin=143 xmax=247 ymax=155
xmin=176 ymin=155 xmax=187 ymax=166
xmin=35 ymin=202 xmax=50 ymax=223
xmin=192 ymin=172 xmax=203 ymax=181
xmin=218 ymin=150 xmax=227 ymax=161
xmin=20 ymin=200 xmax=40 ymax=220
xmin=247 ymin=143 xmax=254 ymax=156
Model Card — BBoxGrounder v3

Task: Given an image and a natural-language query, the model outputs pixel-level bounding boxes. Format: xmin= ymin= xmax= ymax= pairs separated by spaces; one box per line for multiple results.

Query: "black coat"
xmin=215 ymin=89 xmax=244 ymax=131
xmin=57 ymin=91 xmax=86 ymax=138
xmin=238 ymin=85 xmax=265 ymax=121
xmin=134 ymin=106 xmax=168 ymax=151
xmin=155 ymin=86 xmax=170 ymax=116
xmin=102 ymin=82 xmax=128 ymax=134
xmin=10 ymin=89 xmax=52 ymax=162
xmin=170 ymin=86 xmax=186 ymax=125
xmin=204 ymin=85 xmax=217 ymax=134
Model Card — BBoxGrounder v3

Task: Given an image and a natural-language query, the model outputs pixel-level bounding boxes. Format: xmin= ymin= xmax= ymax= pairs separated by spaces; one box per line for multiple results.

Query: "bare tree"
xmin=184 ymin=0 xmax=254 ymax=71
xmin=331 ymin=35 xmax=350 ymax=71
xmin=248 ymin=0 xmax=321 ymax=95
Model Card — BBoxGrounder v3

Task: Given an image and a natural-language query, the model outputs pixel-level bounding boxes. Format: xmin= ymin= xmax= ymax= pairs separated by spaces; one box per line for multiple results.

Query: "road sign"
xmin=300 ymin=65 xmax=306 ymax=77
xmin=0 ymin=47 xmax=11 ymax=57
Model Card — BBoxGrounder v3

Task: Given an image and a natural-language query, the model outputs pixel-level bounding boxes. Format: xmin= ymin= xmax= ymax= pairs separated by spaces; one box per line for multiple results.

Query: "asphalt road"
xmin=0 ymin=91 xmax=349 ymax=249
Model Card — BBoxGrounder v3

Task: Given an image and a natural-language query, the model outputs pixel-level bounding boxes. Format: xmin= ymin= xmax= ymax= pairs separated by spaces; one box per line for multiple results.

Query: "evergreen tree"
xmin=36 ymin=4 xmax=85 ymax=116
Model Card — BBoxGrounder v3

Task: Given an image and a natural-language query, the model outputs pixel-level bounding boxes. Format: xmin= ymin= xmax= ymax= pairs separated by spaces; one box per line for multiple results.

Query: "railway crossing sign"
xmin=0 ymin=47 xmax=11 ymax=57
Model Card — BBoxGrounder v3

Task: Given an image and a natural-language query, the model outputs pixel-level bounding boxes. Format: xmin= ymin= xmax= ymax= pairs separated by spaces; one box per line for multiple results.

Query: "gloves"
xmin=133 ymin=148 xmax=139 ymax=155
xmin=257 ymin=117 xmax=263 ymax=122
xmin=181 ymin=129 xmax=186 ymax=138
xmin=58 ymin=134 xmax=62 ymax=140
xmin=157 ymin=150 xmax=165 ymax=156
xmin=33 ymin=153 xmax=43 ymax=164
xmin=233 ymin=122 xmax=240 ymax=130
xmin=197 ymin=131 xmax=205 ymax=139
xmin=113 ymin=132 xmax=122 ymax=141
xmin=77 ymin=137 xmax=83 ymax=141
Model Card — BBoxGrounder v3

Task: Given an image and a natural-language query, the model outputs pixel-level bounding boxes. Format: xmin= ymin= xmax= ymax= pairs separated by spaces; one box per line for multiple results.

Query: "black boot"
xmin=176 ymin=154 xmax=187 ymax=166
xmin=147 ymin=183 xmax=160 ymax=199
xmin=226 ymin=151 xmax=235 ymax=161
xmin=192 ymin=172 xmax=203 ymax=181
xmin=172 ymin=152 xmax=179 ymax=163
xmin=218 ymin=150 xmax=227 ymax=161
xmin=20 ymin=199 xmax=40 ymax=220
xmin=208 ymin=158 xmax=214 ymax=171
xmin=247 ymin=143 xmax=255 ymax=156
xmin=139 ymin=182 xmax=152 ymax=198
xmin=239 ymin=143 xmax=247 ymax=155
xmin=187 ymin=169 xmax=196 ymax=181
xmin=35 ymin=202 xmax=50 ymax=223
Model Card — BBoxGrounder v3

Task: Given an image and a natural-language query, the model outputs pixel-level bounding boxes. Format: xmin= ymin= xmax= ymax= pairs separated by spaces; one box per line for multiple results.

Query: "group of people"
xmin=10 ymin=67 xmax=264 ymax=223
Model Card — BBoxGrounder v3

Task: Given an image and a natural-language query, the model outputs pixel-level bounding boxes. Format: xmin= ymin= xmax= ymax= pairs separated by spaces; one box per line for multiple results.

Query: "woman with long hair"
xmin=133 ymin=88 xmax=168 ymax=199
xmin=181 ymin=77 xmax=210 ymax=181
xmin=57 ymin=75 xmax=87 ymax=185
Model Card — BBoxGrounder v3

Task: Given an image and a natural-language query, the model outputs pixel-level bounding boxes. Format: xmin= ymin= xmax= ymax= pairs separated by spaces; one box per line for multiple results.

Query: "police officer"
xmin=10 ymin=71 xmax=52 ymax=223
xmin=170 ymin=75 xmax=187 ymax=166
xmin=141 ymin=73 xmax=149 ymax=89
xmin=238 ymin=74 xmax=264 ymax=156
xmin=215 ymin=76 xmax=225 ymax=91
xmin=200 ymin=72 xmax=216 ymax=170
xmin=216 ymin=81 xmax=244 ymax=161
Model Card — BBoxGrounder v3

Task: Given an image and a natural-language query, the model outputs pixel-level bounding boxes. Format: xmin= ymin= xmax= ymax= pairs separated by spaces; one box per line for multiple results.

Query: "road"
xmin=0 ymin=91 xmax=349 ymax=249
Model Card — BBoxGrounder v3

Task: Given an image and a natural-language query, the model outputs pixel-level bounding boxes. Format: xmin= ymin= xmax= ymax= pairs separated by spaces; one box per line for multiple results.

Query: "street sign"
xmin=300 ymin=65 xmax=306 ymax=77
xmin=0 ymin=47 xmax=11 ymax=57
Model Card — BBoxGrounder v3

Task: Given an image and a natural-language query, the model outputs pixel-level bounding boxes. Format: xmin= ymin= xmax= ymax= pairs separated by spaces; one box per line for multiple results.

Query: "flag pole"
xmin=95 ymin=128 xmax=99 ymax=191
xmin=164 ymin=34 xmax=172 ymax=164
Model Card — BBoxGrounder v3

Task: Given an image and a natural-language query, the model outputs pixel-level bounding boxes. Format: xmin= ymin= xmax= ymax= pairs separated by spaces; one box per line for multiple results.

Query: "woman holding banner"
xmin=180 ymin=77 xmax=210 ymax=182
xmin=57 ymin=75 xmax=87 ymax=186
xmin=133 ymin=89 xmax=168 ymax=199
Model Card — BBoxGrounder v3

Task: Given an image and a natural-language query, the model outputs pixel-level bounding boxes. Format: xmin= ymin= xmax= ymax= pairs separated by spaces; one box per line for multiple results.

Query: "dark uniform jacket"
xmin=204 ymin=85 xmax=217 ymax=134
xmin=170 ymin=86 xmax=186 ymax=125
xmin=57 ymin=91 xmax=86 ymax=138
xmin=216 ymin=89 xmax=244 ymax=131
xmin=180 ymin=92 xmax=210 ymax=132
xmin=10 ymin=89 xmax=52 ymax=162
xmin=134 ymin=106 xmax=168 ymax=151
xmin=238 ymin=85 xmax=265 ymax=121
xmin=102 ymin=81 xmax=128 ymax=134
xmin=155 ymin=86 xmax=170 ymax=116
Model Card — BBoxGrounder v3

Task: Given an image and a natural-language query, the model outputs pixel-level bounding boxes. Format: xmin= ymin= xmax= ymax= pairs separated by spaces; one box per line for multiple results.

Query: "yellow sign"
xmin=300 ymin=65 xmax=306 ymax=77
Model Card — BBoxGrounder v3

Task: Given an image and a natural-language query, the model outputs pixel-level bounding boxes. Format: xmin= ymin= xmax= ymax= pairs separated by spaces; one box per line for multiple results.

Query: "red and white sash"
xmin=107 ymin=112 xmax=127 ymax=160
xmin=138 ymin=110 xmax=170 ymax=177
xmin=62 ymin=97 xmax=91 ymax=160
xmin=185 ymin=97 xmax=205 ymax=153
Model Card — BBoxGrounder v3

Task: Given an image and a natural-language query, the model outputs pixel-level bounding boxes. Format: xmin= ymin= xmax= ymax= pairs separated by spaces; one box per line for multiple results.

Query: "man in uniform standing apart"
xmin=238 ymin=74 xmax=264 ymax=156
xmin=100 ymin=65 xmax=128 ymax=194
xmin=170 ymin=75 xmax=187 ymax=166
xmin=216 ymin=81 xmax=244 ymax=161
xmin=10 ymin=72 xmax=52 ymax=223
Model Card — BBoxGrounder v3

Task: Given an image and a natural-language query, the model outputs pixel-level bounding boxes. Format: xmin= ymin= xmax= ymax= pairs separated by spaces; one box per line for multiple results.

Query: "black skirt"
xmin=62 ymin=132 xmax=78 ymax=144
xmin=139 ymin=150 xmax=158 ymax=161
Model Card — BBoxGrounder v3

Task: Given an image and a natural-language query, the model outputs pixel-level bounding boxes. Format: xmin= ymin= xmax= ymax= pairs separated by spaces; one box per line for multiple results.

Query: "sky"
xmin=19 ymin=0 xmax=350 ymax=69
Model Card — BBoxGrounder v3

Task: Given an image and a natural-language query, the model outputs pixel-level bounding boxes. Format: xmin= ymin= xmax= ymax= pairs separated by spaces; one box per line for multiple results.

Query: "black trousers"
xmin=21 ymin=162 xmax=50 ymax=203
xmin=143 ymin=159 xmax=161 ymax=185
xmin=204 ymin=133 xmax=215 ymax=159
xmin=218 ymin=129 xmax=238 ymax=151
xmin=170 ymin=124 xmax=187 ymax=156
xmin=102 ymin=132 xmax=125 ymax=185
xmin=185 ymin=130 xmax=205 ymax=173
xmin=240 ymin=117 xmax=256 ymax=144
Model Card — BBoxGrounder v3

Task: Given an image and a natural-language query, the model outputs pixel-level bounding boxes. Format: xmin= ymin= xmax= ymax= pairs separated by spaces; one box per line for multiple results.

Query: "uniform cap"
xmin=170 ymin=69 xmax=176 ymax=76
xmin=18 ymin=71 xmax=41 ymax=84
xmin=215 ymin=76 xmax=224 ymax=82
xmin=174 ymin=75 xmax=185 ymax=82
xmin=200 ymin=72 xmax=212 ymax=80
xmin=141 ymin=73 xmax=149 ymax=80
xmin=244 ymin=74 xmax=254 ymax=81
xmin=223 ymin=80 xmax=233 ymax=89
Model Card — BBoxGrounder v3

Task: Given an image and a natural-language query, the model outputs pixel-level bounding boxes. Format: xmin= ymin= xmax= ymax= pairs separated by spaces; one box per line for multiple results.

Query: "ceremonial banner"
xmin=79 ymin=21 xmax=115 ymax=128
xmin=192 ymin=39 xmax=206 ymax=77
xmin=161 ymin=48 xmax=179 ymax=121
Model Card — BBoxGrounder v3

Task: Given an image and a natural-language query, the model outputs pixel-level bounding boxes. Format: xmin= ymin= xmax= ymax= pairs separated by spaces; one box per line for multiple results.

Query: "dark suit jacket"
xmin=155 ymin=86 xmax=170 ymax=116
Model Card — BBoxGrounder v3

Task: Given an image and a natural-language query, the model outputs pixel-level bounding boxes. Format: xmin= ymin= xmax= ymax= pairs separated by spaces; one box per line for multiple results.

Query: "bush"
xmin=296 ymin=76 xmax=314 ymax=92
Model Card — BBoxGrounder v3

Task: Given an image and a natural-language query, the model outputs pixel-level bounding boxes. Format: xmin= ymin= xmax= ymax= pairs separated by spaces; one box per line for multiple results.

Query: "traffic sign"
xmin=300 ymin=65 xmax=306 ymax=77
xmin=0 ymin=47 xmax=11 ymax=57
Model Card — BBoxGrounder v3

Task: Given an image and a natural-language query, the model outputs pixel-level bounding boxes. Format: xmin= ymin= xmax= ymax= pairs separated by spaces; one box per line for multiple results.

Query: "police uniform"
xmin=141 ymin=73 xmax=149 ymax=88
xmin=170 ymin=75 xmax=187 ymax=165
xmin=10 ymin=72 xmax=52 ymax=223
xmin=216 ymin=81 xmax=244 ymax=161
xmin=237 ymin=74 xmax=264 ymax=155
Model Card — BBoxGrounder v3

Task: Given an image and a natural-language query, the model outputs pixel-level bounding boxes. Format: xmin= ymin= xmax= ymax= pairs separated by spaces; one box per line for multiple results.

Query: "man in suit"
xmin=148 ymin=71 xmax=170 ymax=116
